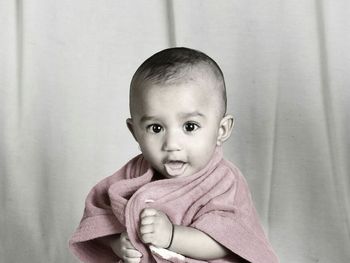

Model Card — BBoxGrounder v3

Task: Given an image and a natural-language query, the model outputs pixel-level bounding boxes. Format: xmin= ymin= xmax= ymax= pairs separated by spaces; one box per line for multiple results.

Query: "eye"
xmin=184 ymin=122 xmax=200 ymax=132
xmin=147 ymin=124 xmax=163 ymax=134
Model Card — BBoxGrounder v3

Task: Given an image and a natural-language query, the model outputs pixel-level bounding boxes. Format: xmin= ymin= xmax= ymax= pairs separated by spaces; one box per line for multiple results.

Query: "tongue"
xmin=164 ymin=161 xmax=186 ymax=176
xmin=167 ymin=161 xmax=184 ymax=169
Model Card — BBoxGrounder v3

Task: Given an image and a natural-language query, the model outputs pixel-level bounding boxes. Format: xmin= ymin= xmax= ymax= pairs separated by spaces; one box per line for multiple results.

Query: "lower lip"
xmin=164 ymin=162 xmax=187 ymax=177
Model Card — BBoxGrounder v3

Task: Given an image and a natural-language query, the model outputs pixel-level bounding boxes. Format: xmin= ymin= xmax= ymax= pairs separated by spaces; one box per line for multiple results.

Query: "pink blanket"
xmin=69 ymin=148 xmax=279 ymax=263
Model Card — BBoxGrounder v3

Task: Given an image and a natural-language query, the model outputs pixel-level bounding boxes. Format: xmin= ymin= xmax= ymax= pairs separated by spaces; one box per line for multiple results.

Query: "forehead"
xmin=131 ymin=71 xmax=222 ymax=117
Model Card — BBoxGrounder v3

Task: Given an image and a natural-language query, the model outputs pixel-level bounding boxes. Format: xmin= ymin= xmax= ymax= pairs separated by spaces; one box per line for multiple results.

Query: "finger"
xmin=140 ymin=215 xmax=155 ymax=225
xmin=120 ymin=232 xmax=128 ymax=241
xmin=140 ymin=208 xmax=158 ymax=218
xmin=140 ymin=232 xmax=153 ymax=244
xmin=123 ymin=256 xmax=141 ymax=263
xmin=123 ymin=238 xmax=135 ymax=249
xmin=140 ymin=224 xmax=154 ymax=234
xmin=124 ymin=248 xmax=142 ymax=258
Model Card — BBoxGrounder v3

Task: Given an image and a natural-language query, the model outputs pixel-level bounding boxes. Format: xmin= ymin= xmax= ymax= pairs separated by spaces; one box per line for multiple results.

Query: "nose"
xmin=162 ymin=130 xmax=182 ymax=152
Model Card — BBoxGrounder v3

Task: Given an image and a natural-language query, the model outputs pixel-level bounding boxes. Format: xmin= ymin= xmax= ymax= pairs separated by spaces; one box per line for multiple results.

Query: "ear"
xmin=216 ymin=115 xmax=234 ymax=146
xmin=126 ymin=118 xmax=138 ymax=142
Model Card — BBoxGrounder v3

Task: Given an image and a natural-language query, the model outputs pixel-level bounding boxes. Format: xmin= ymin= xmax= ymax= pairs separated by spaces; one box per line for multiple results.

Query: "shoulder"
xmin=91 ymin=154 xmax=147 ymax=190
xmin=218 ymin=158 xmax=252 ymax=191
xmin=217 ymin=158 xmax=244 ymax=179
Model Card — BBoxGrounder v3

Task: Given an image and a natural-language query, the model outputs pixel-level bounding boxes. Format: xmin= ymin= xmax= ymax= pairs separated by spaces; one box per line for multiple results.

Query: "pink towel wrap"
xmin=69 ymin=148 xmax=279 ymax=263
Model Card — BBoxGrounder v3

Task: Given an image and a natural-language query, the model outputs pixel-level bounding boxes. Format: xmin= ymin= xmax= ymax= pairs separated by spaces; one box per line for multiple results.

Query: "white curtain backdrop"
xmin=1 ymin=0 xmax=349 ymax=262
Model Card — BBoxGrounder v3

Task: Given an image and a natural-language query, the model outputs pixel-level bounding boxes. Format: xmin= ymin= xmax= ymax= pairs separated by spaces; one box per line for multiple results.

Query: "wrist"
xmin=165 ymin=224 xmax=175 ymax=249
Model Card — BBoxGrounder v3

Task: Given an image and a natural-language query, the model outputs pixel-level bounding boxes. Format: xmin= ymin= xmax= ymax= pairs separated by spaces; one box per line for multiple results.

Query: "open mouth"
xmin=164 ymin=161 xmax=187 ymax=177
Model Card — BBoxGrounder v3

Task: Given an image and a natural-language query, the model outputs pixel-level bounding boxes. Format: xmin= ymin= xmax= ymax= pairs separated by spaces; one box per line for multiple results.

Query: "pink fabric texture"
xmin=69 ymin=148 xmax=279 ymax=263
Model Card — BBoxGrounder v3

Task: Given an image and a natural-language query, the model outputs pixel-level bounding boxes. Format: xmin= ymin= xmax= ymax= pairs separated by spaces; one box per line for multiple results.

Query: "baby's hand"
xmin=111 ymin=232 xmax=142 ymax=263
xmin=140 ymin=208 xmax=173 ymax=248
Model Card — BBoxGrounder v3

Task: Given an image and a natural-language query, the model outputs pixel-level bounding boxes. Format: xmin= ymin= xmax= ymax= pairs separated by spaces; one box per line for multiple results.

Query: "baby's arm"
xmin=140 ymin=208 xmax=229 ymax=260
xmin=98 ymin=232 xmax=142 ymax=263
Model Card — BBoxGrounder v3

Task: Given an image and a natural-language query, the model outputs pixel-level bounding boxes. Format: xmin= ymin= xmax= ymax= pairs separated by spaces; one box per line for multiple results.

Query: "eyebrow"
xmin=179 ymin=111 xmax=205 ymax=119
xmin=140 ymin=115 xmax=157 ymax=123
xmin=139 ymin=111 xmax=205 ymax=123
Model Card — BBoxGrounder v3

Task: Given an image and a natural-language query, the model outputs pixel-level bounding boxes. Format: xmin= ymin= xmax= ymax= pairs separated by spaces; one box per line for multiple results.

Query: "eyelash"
xmin=183 ymin=122 xmax=200 ymax=132
xmin=146 ymin=124 xmax=163 ymax=134
xmin=146 ymin=122 xmax=200 ymax=134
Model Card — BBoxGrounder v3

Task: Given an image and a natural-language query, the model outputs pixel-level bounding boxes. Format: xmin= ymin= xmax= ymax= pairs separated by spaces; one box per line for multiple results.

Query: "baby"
xmin=69 ymin=47 xmax=279 ymax=263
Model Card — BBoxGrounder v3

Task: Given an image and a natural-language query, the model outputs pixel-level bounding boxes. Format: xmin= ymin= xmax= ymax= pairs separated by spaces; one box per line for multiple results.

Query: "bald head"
xmin=129 ymin=47 xmax=227 ymax=118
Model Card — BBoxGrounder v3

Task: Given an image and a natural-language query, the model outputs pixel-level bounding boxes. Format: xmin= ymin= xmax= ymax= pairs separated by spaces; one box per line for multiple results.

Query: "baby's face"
xmin=128 ymin=71 xmax=228 ymax=178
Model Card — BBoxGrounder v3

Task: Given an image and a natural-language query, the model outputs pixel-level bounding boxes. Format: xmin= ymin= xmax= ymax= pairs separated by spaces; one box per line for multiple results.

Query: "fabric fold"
xmin=69 ymin=148 xmax=279 ymax=263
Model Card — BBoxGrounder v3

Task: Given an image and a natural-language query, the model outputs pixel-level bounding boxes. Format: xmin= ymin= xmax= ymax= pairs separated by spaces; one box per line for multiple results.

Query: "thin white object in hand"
xmin=149 ymin=245 xmax=185 ymax=261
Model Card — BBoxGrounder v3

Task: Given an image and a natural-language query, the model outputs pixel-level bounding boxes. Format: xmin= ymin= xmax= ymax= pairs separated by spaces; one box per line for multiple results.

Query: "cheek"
xmin=188 ymin=136 xmax=216 ymax=156
xmin=139 ymin=145 xmax=159 ymax=165
xmin=142 ymin=135 xmax=162 ymax=146
xmin=190 ymin=130 xmax=219 ymax=156
xmin=196 ymin=128 xmax=219 ymax=145
xmin=137 ymin=136 xmax=162 ymax=156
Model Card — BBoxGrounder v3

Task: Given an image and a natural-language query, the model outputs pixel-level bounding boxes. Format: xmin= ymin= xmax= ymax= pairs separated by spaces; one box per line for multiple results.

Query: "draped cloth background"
xmin=1 ymin=0 xmax=349 ymax=262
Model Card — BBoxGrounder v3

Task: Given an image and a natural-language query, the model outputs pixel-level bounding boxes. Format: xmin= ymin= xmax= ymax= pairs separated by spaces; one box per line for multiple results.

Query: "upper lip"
xmin=163 ymin=158 xmax=186 ymax=163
